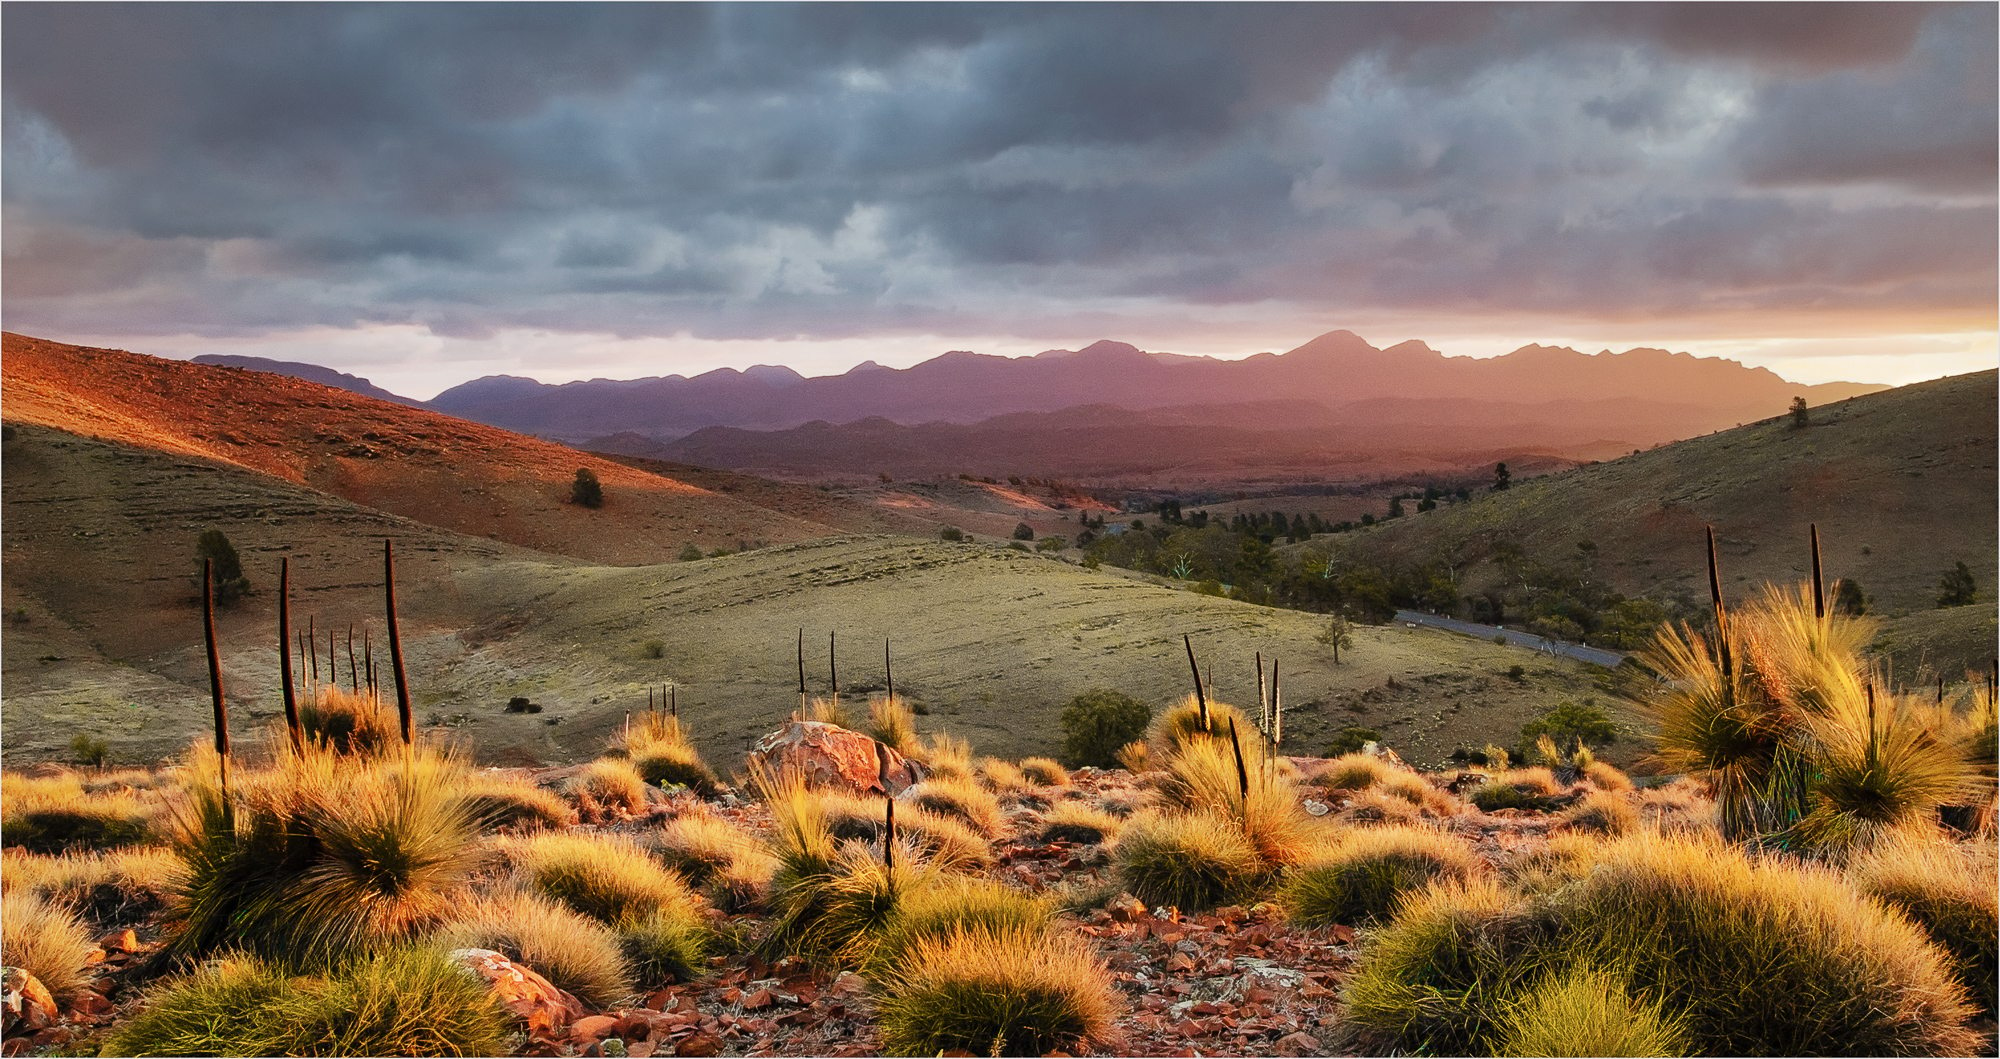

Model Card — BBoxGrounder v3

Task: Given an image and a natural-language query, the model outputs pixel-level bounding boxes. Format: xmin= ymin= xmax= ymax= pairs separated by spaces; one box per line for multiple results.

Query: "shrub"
xmin=510 ymin=830 xmax=703 ymax=927
xmin=297 ymin=687 xmax=399 ymax=756
xmin=1035 ymin=536 xmax=1066 ymax=552
xmin=1850 ymin=833 xmax=1998 ymax=1015
xmin=1282 ymin=825 xmax=1484 ymax=927
xmin=1937 ymin=560 xmax=1977 ymax=607
xmin=565 ymin=757 xmax=649 ymax=817
xmin=1019 ymin=757 xmax=1070 ymax=787
xmin=1312 ymin=753 xmax=1393 ymax=791
xmin=1011 ymin=521 xmax=1036 ymax=541
xmin=1112 ymin=812 xmax=1264 ymax=912
xmin=906 ymin=775 xmax=1005 ymax=838
xmin=458 ymin=771 xmax=576 ymax=830
xmin=194 ymin=528 xmax=250 ymax=604
xmin=1059 ymin=690 xmax=1152 ymax=768
xmin=618 ymin=906 xmax=710 ymax=986
xmin=641 ymin=639 xmax=666 ymax=659
xmin=869 ymin=696 xmax=921 ymax=757
xmin=1494 ymin=966 xmax=1692 ymax=1058
xmin=2 ymin=891 xmax=94 ymax=1002
xmin=873 ymin=925 xmax=1121 ymax=1057
xmin=1144 ymin=695 xmax=1251 ymax=765
xmin=1323 ymin=725 xmax=1382 ymax=757
xmin=571 ymin=467 xmax=604 ymax=508
xmin=1560 ymin=790 xmax=1637 ymax=834
xmin=1155 ymin=737 xmax=1316 ymax=867
xmin=441 ymin=891 xmax=634 ymax=1009
xmin=0 ymin=847 xmax=179 ymax=928
xmin=1582 ymin=761 xmax=1633 ymax=792
xmin=866 ymin=875 xmax=1054 ymax=975
xmin=163 ymin=743 xmax=483 ymax=971
xmin=107 ymin=947 xmax=511 ymax=1058
xmin=69 ymin=734 xmax=110 ymax=767
xmin=1038 ymin=802 xmax=1123 ymax=845
xmin=1520 ymin=700 xmax=1619 ymax=748
xmin=938 ymin=526 xmax=964 ymax=542
xmin=0 ymin=773 xmax=152 ymax=853
xmin=677 ymin=542 xmax=704 ymax=561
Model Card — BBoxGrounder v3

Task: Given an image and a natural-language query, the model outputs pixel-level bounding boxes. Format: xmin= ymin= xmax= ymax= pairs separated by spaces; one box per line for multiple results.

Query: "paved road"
xmin=1393 ymin=609 xmax=1629 ymax=668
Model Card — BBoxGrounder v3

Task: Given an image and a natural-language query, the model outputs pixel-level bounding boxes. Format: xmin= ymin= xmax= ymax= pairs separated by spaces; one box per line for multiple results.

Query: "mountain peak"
xmin=1035 ymin=339 xmax=1146 ymax=361
xmin=1285 ymin=329 xmax=1382 ymax=358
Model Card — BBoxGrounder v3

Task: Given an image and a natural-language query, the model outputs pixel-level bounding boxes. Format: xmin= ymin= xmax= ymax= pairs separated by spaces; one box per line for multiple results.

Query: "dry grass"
xmin=905 ymin=775 xmax=1006 ymax=838
xmin=2 ymin=891 xmax=96 ymax=1001
xmin=564 ymin=757 xmax=649 ymax=818
xmin=1019 ymin=757 xmax=1071 ymax=787
xmin=872 ymin=925 xmax=1123 ymax=1057
xmin=653 ymin=811 xmax=779 ymax=912
xmin=1311 ymin=753 xmax=1395 ymax=792
xmin=295 ymin=687 xmax=399 ymax=756
xmin=1561 ymin=791 xmax=1639 ymax=835
xmin=915 ymin=732 xmax=973 ymax=783
xmin=1503 ymin=832 xmax=1609 ymax=896
xmin=441 ymin=890 xmax=635 ymax=1009
xmin=1144 ymin=696 xmax=1252 ymax=764
xmin=797 ymin=696 xmax=851 ymax=729
xmin=0 ymin=846 xmax=179 ymax=927
xmin=1 ymin=772 xmax=154 ymax=853
xmin=764 ymin=841 xmax=928 ymax=968
xmin=1281 ymin=825 xmax=1486 ymax=927
xmin=1111 ymin=811 xmax=1265 ymax=912
xmin=820 ymin=790 xmax=993 ymax=871
xmin=1114 ymin=740 xmax=1152 ymax=773
xmin=508 ymin=830 xmax=703 ymax=926
xmin=977 ymin=757 xmax=1031 ymax=794
xmin=865 ymin=874 xmax=1055 ymax=976
xmin=1038 ymin=802 xmax=1125 ymax=845
xmin=1494 ymin=966 xmax=1692 ymax=1058
xmin=1583 ymin=761 xmax=1633 ymax=792
xmin=1469 ymin=768 xmax=1566 ymax=813
xmin=458 ymin=770 xmax=577 ymax=830
xmin=1154 ymin=737 xmax=1317 ymax=867
xmin=1849 ymin=832 xmax=1998 ymax=1015
xmin=869 ymin=696 xmax=922 ymax=758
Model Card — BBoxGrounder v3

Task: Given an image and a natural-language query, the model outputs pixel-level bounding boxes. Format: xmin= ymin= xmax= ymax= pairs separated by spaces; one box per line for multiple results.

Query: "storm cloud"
xmin=3 ymin=3 xmax=1993 ymax=390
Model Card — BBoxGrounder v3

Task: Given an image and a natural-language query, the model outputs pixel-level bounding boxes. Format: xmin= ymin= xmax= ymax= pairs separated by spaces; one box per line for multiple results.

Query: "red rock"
xmin=2 ymin=967 xmax=58 ymax=1036
xmin=572 ymin=1014 xmax=621 ymax=1041
xmin=674 ymin=1032 xmax=724 ymax=1057
xmin=1273 ymin=1031 xmax=1321 ymax=1056
xmin=450 ymin=948 xmax=585 ymax=1037
xmin=67 ymin=991 xmax=114 ymax=1018
xmin=741 ymin=988 xmax=775 ymax=1010
xmin=744 ymin=721 xmax=924 ymax=795
xmin=96 ymin=928 xmax=140 ymax=953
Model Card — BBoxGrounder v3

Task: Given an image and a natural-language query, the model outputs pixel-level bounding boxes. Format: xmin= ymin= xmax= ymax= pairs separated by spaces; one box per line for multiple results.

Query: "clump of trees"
xmin=571 ymin=468 xmax=603 ymax=508
xmin=1938 ymin=561 xmax=1978 ymax=607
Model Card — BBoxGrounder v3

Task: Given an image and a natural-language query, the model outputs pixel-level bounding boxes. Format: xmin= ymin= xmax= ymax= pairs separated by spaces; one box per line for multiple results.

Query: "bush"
xmin=1281 ymin=825 xmax=1484 ymax=927
xmin=1112 ymin=812 xmax=1264 ymax=912
xmin=678 ymin=542 xmax=704 ymax=561
xmin=1019 ymin=757 xmax=1070 ymax=787
xmin=2 ymin=891 xmax=95 ymax=1002
xmin=441 ymin=891 xmax=634 ymax=1009
xmin=0 ymin=774 xmax=152 ymax=853
xmin=509 ymin=830 xmax=703 ymax=926
xmin=873 ymin=926 xmax=1121 ymax=1057
xmin=938 ymin=526 xmax=964 ymax=542
xmin=1937 ymin=560 xmax=1977 ymax=607
xmin=906 ymin=775 xmax=1005 ymax=838
xmin=565 ymin=756 xmax=649 ymax=817
xmin=69 ymin=733 xmax=110 ymax=767
xmin=297 ymin=687 xmax=400 ymax=756
xmin=641 ymin=639 xmax=666 ymax=659
xmin=1012 ymin=522 xmax=1036 ymax=541
xmin=1038 ymin=802 xmax=1124 ymax=845
xmin=571 ymin=467 xmax=604 ymax=508
xmin=1559 ymin=791 xmax=1637 ymax=835
xmin=1494 ymin=966 xmax=1692 ymax=1058
xmin=1850 ymin=833 xmax=1998 ymax=1016
xmin=866 ymin=875 xmax=1054 ymax=975
xmin=1323 ymin=725 xmax=1382 ymax=757
xmin=1520 ymin=700 xmax=1618 ymax=748
xmin=107 ymin=947 xmax=511 ymax=1058
xmin=1035 ymin=536 xmax=1066 ymax=552
xmin=194 ymin=528 xmax=250 ymax=604
xmin=1059 ymin=690 xmax=1152 ymax=768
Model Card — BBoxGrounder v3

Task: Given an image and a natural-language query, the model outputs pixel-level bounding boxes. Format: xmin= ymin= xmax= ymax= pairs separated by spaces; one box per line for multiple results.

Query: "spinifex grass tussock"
xmin=753 ymin=763 xmax=839 ymax=889
xmin=798 ymin=695 xmax=850 ymax=728
xmin=458 ymin=770 xmax=576 ymax=830
xmin=1561 ymin=790 xmax=1638 ymax=834
xmin=868 ymin=695 xmax=921 ymax=757
xmin=1111 ymin=811 xmax=1264 ymax=912
xmin=618 ymin=905 xmax=711 ymax=986
xmin=1337 ymin=787 xmax=1425 ymax=827
xmin=872 ymin=924 xmax=1122 ymax=1058
xmin=1376 ymin=772 xmax=1459 ymax=815
xmin=1784 ymin=688 xmax=1982 ymax=854
xmin=915 ymin=732 xmax=973 ymax=782
xmin=1038 ymin=802 xmax=1124 ymax=844
xmin=1503 ymin=832 xmax=1609 ymax=896
xmin=509 ymin=830 xmax=703 ymax=926
xmin=1311 ymin=753 xmax=1395 ymax=791
xmin=1281 ymin=824 xmax=1486 ymax=927
xmin=1144 ymin=695 xmax=1251 ymax=764
xmin=1469 ymin=767 xmax=1565 ymax=812
xmin=296 ymin=687 xmax=398 ymax=756
xmin=652 ymin=811 xmax=770 ymax=888
xmin=864 ymin=874 xmax=1055 ymax=976
xmin=1582 ymin=760 xmax=1634 ymax=792
xmin=763 ymin=841 xmax=932 ymax=968
xmin=564 ymin=756 xmax=649 ymax=818
xmin=819 ymin=791 xmax=992 ymax=871
xmin=1155 ymin=737 xmax=1316 ymax=866
xmin=441 ymin=890 xmax=634 ymax=1009
xmin=905 ymin=775 xmax=1005 ymax=837
xmin=1018 ymin=757 xmax=1071 ymax=787
xmin=1849 ymin=832 xmax=1998 ymax=1015
xmin=0 ymin=846 xmax=179 ymax=928
xmin=2 ymin=891 xmax=95 ymax=1002
xmin=977 ymin=757 xmax=1031 ymax=793
xmin=163 ymin=741 xmax=484 ymax=971
xmin=620 ymin=711 xmax=718 ymax=794
xmin=1494 ymin=966 xmax=1692 ymax=1059
xmin=105 ymin=947 xmax=512 ymax=1058
xmin=1115 ymin=740 xmax=1152 ymax=773
xmin=1 ymin=772 xmax=154 ymax=853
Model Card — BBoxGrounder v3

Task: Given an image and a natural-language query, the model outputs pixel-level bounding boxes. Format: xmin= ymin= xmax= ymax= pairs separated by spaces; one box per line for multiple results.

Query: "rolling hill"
xmin=1310 ymin=370 xmax=1998 ymax=646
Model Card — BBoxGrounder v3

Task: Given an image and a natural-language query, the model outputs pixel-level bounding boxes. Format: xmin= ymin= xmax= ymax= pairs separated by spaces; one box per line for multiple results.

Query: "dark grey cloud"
xmin=2 ymin=2 xmax=1992 ymax=365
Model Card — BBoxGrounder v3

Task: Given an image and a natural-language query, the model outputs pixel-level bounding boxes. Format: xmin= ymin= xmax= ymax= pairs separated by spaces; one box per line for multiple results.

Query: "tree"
xmin=939 ymin=526 xmax=965 ymax=542
xmin=1937 ymin=561 xmax=1978 ymax=607
xmin=1059 ymin=689 xmax=1152 ymax=767
xmin=1492 ymin=462 xmax=1511 ymax=491
xmin=1519 ymin=699 xmax=1619 ymax=748
xmin=194 ymin=529 xmax=250 ymax=605
xmin=1011 ymin=521 xmax=1036 ymax=541
xmin=677 ymin=542 xmax=704 ymax=562
xmin=1387 ymin=497 xmax=1405 ymax=518
xmin=1789 ymin=396 xmax=1809 ymax=429
xmin=570 ymin=468 xmax=603 ymax=508
xmin=1833 ymin=578 xmax=1867 ymax=616
xmin=1317 ymin=611 xmax=1354 ymax=664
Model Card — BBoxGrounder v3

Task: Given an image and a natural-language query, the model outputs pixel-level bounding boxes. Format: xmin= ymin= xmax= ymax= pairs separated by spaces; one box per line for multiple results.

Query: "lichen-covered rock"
xmin=746 ymin=720 xmax=924 ymax=795
xmin=450 ymin=948 xmax=583 ymax=1037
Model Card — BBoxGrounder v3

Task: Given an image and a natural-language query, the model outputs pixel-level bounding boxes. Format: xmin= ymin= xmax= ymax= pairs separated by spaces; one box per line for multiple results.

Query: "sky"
xmin=4 ymin=3 xmax=1995 ymax=400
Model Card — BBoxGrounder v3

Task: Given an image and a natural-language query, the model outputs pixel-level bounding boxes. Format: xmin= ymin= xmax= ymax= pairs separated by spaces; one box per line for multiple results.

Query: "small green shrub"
xmin=1112 ymin=812 xmax=1263 ymax=912
xmin=69 ymin=734 xmax=110 ymax=767
xmin=1282 ymin=825 xmax=1484 ymax=927
xmin=873 ymin=925 xmax=1121 ymax=1057
xmin=1521 ymin=700 xmax=1619 ymax=747
xmin=571 ymin=467 xmax=604 ymax=508
xmin=938 ymin=526 xmax=964 ymax=542
xmin=1323 ymin=725 xmax=1383 ymax=757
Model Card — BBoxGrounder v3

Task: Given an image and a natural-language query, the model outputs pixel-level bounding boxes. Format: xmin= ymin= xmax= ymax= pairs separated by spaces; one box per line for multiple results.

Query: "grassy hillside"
xmin=1 ymin=424 xmax=1607 ymax=769
xmin=1312 ymin=371 xmax=1996 ymax=623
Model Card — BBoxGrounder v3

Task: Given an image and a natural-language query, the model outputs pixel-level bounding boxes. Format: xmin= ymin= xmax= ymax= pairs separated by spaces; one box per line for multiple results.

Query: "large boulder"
xmin=746 ymin=720 xmax=924 ymax=796
xmin=450 ymin=948 xmax=583 ymax=1036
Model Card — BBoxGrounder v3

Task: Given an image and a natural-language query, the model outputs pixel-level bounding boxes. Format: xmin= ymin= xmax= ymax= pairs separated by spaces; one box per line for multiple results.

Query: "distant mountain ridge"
xmin=191 ymin=353 xmax=419 ymax=405
xmin=424 ymin=330 xmax=1881 ymax=443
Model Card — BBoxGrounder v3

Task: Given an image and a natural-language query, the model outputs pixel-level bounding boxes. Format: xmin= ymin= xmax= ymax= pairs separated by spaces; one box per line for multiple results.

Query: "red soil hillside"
xmin=0 ymin=333 xmax=835 ymax=563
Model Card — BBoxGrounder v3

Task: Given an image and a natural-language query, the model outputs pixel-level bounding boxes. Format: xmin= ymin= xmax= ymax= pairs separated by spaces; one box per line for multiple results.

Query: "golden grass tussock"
xmin=1114 ymin=740 xmax=1152 ymax=773
xmin=905 ymin=774 xmax=1006 ymax=838
xmin=1494 ymin=966 xmax=1692 ymax=1058
xmin=1560 ymin=790 xmax=1639 ymax=835
xmin=1849 ymin=832 xmax=1998 ymax=1015
xmin=651 ymin=811 xmax=779 ymax=912
xmin=1 ymin=772 xmax=154 ymax=853
xmin=1336 ymin=787 xmax=1426 ymax=827
xmin=1154 ymin=737 xmax=1316 ymax=867
xmin=1144 ymin=695 xmax=1252 ymax=764
xmin=441 ymin=890 xmax=635 ymax=1009
xmin=1111 ymin=811 xmax=1265 ymax=912
xmin=797 ymin=695 xmax=851 ymax=729
xmin=1582 ymin=760 xmax=1633 ymax=792
xmin=914 ymin=732 xmax=973 ymax=783
xmin=820 ymin=790 xmax=992 ymax=871
xmin=295 ymin=687 xmax=399 ymax=756
xmin=2 ymin=891 xmax=96 ymax=1002
xmin=1311 ymin=753 xmax=1395 ymax=792
xmin=1503 ymin=832 xmax=1610 ymax=896
xmin=564 ymin=756 xmax=649 ymax=818
xmin=753 ymin=762 xmax=839 ymax=888
xmin=763 ymin=841 xmax=930 ymax=968
xmin=457 ymin=770 xmax=577 ymax=830
xmin=1281 ymin=824 xmax=1486 ymax=927
xmin=1 ymin=846 xmax=180 ymax=928
xmin=1468 ymin=767 xmax=1566 ymax=812
xmin=868 ymin=695 xmax=922 ymax=757
xmin=618 ymin=714 xmax=719 ymax=794
xmin=865 ymin=874 xmax=1055 ymax=976
xmin=104 ymin=947 xmax=512 ymax=1058
xmin=1038 ymin=802 xmax=1125 ymax=845
xmin=163 ymin=741 xmax=485 ymax=971
xmin=508 ymin=829 xmax=704 ymax=926
xmin=977 ymin=757 xmax=1031 ymax=793
xmin=1018 ymin=757 xmax=1071 ymax=787
xmin=1376 ymin=772 xmax=1460 ymax=816
xmin=872 ymin=924 xmax=1123 ymax=1057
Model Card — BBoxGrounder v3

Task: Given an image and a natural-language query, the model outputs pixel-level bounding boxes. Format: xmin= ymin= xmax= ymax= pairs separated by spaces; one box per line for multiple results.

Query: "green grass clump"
xmin=1469 ymin=768 xmax=1565 ymax=812
xmin=441 ymin=890 xmax=634 ymax=1009
xmin=1281 ymin=825 xmax=1485 ymax=927
xmin=1561 ymin=790 xmax=1638 ymax=834
xmin=105 ymin=947 xmax=510 ymax=1057
xmin=866 ymin=875 xmax=1055 ymax=975
xmin=1 ymin=847 xmax=179 ymax=928
xmin=1018 ymin=757 xmax=1071 ymax=787
xmin=2 ymin=891 xmax=95 ymax=1002
xmin=1494 ymin=966 xmax=1692 ymax=1058
xmin=1 ymin=773 xmax=153 ymax=853
xmin=1850 ymin=833 xmax=1998 ymax=1016
xmin=564 ymin=757 xmax=649 ymax=817
xmin=1111 ymin=812 xmax=1264 ymax=912
xmin=618 ymin=906 xmax=711 ymax=986
xmin=509 ymin=830 xmax=703 ymax=926
xmin=873 ymin=925 xmax=1121 ymax=1057
xmin=764 ymin=842 xmax=925 ymax=968
xmin=1038 ymin=802 xmax=1124 ymax=845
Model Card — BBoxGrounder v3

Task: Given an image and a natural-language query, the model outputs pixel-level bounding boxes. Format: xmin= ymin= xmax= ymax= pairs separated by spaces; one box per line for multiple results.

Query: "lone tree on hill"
xmin=1317 ymin=611 xmax=1355 ymax=664
xmin=1012 ymin=521 xmax=1036 ymax=541
xmin=1833 ymin=578 xmax=1867 ymax=616
xmin=194 ymin=529 xmax=250 ymax=605
xmin=571 ymin=467 xmax=604 ymax=508
xmin=1492 ymin=462 xmax=1511 ymax=491
xmin=1937 ymin=561 xmax=1978 ymax=607
xmin=1790 ymin=396 xmax=1810 ymax=429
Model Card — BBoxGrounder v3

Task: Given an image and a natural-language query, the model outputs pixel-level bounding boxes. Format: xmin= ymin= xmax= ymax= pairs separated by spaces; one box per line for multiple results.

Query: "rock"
xmin=1273 ymin=1031 xmax=1322 ymax=1056
xmin=673 ymin=1032 xmax=724 ymax=1057
xmin=97 ymin=928 xmax=139 ymax=953
xmin=2 ymin=967 xmax=59 ymax=1036
xmin=1105 ymin=894 xmax=1149 ymax=922
xmin=744 ymin=721 xmax=924 ymax=795
xmin=572 ymin=1014 xmax=621 ymax=1041
xmin=450 ymin=948 xmax=583 ymax=1037
xmin=505 ymin=697 xmax=543 ymax=714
